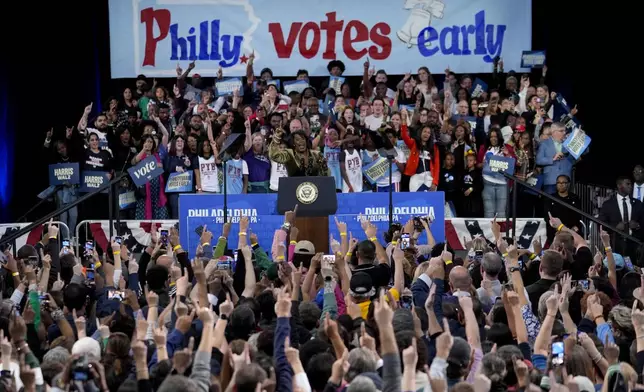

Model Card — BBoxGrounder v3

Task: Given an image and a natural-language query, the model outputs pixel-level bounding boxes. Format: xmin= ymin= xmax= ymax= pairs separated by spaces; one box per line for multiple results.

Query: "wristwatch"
xmin=509 ymin=266 xmax=522 ymax=273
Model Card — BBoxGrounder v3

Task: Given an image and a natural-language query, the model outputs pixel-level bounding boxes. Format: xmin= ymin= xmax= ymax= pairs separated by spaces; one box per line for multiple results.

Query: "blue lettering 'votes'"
xmin=170 ymin=20 xmax=243 ymax=67
xmin=417 ymin=10 xmax=505 ymax=63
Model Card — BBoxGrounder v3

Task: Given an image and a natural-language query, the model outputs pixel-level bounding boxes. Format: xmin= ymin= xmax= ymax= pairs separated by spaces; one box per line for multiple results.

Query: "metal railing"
xmin=502 ymin=173 xmax=643 ymax=251
xmin=0 ymin=173 xmax=127 ymax=248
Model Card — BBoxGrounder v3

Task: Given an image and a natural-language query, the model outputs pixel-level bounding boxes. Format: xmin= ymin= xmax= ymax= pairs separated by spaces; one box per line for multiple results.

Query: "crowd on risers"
xmin=2 ymin=201 xmax=644 ymax=392
xmin=44 ymin=56 xmax=586 ymax=237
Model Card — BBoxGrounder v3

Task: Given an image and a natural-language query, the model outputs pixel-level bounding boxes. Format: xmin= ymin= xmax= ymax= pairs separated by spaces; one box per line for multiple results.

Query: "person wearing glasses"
xmin=544 ymin=174 xmax=581 ymax=243
xmin=536 ymin=122 xmax=576 ymax=195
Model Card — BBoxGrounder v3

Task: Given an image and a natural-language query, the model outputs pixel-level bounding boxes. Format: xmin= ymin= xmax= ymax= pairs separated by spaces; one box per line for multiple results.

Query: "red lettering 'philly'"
xmin=141 ymin=7 xmax=171 ymax=66
xmin=268 ymin=12 xmax=391 ymax=61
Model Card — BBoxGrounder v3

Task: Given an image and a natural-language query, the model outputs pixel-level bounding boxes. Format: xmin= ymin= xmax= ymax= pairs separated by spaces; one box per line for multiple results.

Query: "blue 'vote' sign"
xmin=128 ymin=156 xmax=164 ymax=187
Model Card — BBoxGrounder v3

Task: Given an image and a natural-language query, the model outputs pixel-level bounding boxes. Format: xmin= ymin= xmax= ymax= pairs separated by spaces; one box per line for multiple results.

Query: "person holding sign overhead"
xmin=131 ymin=135 xmax=168 ymax=220
xmin=399 ymin=109 xmax=440 ymax=192
xmin=536 ymin=122 xmax=575 ymax=195
xmin=477 ymin=127 xmax=515 ymax=218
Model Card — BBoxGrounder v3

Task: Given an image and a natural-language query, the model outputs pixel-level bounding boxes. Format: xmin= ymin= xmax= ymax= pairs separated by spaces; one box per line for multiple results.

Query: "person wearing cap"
xmin=348 ymin=240 xmax=403 ymax=318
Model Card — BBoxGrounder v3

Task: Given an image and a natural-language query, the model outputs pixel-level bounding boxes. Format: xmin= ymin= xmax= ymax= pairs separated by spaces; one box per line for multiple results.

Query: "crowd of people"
xmin=1 ymin=202 xmax=643 ymax=392
xmin=44 ymin=56 xmax=580 ymax=235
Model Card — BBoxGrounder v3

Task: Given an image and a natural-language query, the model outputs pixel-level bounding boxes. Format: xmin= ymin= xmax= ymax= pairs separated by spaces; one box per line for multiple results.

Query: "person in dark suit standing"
xmin=598 ymin=176 xmax=644 ymax=264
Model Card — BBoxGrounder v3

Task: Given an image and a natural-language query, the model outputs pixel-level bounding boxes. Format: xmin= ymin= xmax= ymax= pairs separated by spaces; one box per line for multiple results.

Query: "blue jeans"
xmin=56 ymin=187 xmax=78 ymax=238
xmin=482 ymin=180 xmax=508 ymax=218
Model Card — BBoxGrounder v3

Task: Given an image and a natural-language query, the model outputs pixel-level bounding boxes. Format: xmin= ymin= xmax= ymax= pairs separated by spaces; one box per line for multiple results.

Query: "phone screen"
xmin=108 ymin=290 xmax=125 ymax=300
xmin=62 ymin=240 xmax=70 ymax=248
xmin=551 ymin=341 xmax=564 ymax=366
xmin=85 ymin=241 xmax=94 ymax=251
xmin=322 ymin=255 xmax=335 ymax=266
xmin=400 ymin=234 xmax=410 ymax=250
xmin=115 ymin=237 xmax=123 ymax=245
xmin=578 ymin=279 xmax=590 ymax=290
xmin=160 ymin=230 xmax=169 ymax=246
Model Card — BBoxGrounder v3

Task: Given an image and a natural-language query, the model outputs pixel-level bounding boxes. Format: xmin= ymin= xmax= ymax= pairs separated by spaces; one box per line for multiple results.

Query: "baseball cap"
xmin=295 ymin=240 xmax=315 ymax=255
xmin=350 ymin=272 xmax=375 ymax=297
xmin=192 ymin=73 xmax=202 ymax=78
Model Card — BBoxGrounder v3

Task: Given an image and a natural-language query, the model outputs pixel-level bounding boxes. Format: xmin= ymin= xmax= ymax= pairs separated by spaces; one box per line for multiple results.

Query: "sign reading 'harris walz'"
xmin=108 ymin=0 xmax=531 ymax=77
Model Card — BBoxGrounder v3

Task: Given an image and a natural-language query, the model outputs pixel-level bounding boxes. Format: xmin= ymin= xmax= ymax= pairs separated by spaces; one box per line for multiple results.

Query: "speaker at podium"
xmin=277 ymin=177 xmax=337 ymax=255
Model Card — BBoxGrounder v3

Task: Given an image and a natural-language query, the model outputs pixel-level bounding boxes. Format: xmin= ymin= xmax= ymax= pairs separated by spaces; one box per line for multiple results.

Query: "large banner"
xmin=108 ymin=0 xmax=532 ymax=78
xmin=178 ymin=192 xmax=445 ymax=256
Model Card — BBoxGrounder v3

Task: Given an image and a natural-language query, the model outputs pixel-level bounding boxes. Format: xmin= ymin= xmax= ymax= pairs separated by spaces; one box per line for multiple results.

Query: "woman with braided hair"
xmin=268 ymin=128 xmax=329 ymax=177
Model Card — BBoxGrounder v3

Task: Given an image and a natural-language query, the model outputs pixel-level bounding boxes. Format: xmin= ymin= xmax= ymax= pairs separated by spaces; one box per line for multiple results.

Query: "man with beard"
xmin=268 ymin=128 xmax=328 ymax=177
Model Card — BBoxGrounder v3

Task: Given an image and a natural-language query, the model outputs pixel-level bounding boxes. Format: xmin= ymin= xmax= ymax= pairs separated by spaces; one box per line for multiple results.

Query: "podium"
xmin=277 ymin=177 xmax=338 ymax=254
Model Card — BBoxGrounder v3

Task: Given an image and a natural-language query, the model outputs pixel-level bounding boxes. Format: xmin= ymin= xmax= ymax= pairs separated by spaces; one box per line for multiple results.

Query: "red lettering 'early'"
xmin=140 ymin=7 xmax=171 ymax=66
xmin=268 ymin=12 xmax=391 ymax=61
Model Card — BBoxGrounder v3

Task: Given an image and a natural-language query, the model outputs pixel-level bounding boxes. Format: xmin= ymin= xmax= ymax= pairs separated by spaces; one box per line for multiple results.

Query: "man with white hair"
xmin=71 ymin=337 xmax=101 ymax=362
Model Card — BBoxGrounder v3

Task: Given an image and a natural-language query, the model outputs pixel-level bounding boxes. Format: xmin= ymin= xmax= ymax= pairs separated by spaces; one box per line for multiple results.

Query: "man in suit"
xmin=536 ymin=122 xmax=575 ymax=195
xmin=633 ymin=165 xmax=644 ymax=202
xmin=598 ymin=176 xmax=644 ymax=263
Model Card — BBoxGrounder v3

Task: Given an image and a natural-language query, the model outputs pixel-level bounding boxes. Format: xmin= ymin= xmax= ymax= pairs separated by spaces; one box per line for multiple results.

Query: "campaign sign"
xmin=329 ymin=76 xmax=345 ymax=95
xmin=79 ymin=171 xmax=110 ymax=193
xmin=108 ymin=0 xmax=531 ymax=77
xmin=563 ymin=128 xmax=591 ymax=160
xmin=166 ymin=171 xmax=194 ymax=193
xmin=521 ymin=50 xmax=546 ymax=68
xmin=49 ymin=163 xmax=80 ymax=186
xmin=482 ymin=154 xmax=515 ymax=181
xmin=179 ymin=193 xmax=284 ymax=257
xmin=283 ymin=80 xmax=309 ymax=94
xmin=119 ymin=190 xmax=137 ymax=209
xmin=469 ymin=78 xmax=488 ymax=98
xmin=215 ymin=77 xmax=244 ymax=97
xmin=362 ymin=157 xmax=398 ymax=185
xmin=329 ymin=192 xmax=445 ymax=252
xmin=128 ymin=156 xmax=164 ymax=187
xmin=452 ymin=115 xmax=478 ymax=131
xmin=179 ymin=192 xmax=445 ymax=257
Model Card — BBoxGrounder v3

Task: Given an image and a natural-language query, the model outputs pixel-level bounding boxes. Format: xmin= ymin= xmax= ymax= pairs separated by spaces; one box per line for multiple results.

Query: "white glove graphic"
xmin=397 ymin=0 xmax=445 ymax=48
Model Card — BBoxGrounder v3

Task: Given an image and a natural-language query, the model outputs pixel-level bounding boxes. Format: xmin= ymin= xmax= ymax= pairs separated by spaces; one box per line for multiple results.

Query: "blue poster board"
xmin=49 ymin=163 xmax=80 ymax=186
xmin=79 ymin=171 xmax=110 ymax=193
xmin=179 ymin=192 xmax=445 ymax=257
xmin=482 ymin=154 xmax=515 ymax=181
xmin=128 ymin=156 xmax=164 ymax=187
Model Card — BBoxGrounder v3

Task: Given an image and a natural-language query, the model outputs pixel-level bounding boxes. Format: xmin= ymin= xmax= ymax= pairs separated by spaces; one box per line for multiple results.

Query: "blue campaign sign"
xmin=166 ymin=171 xmax=194 ymax=193
xmin=329 ymin=193 xmax=445 ymax=252
xmin=79 ymin=171 xmax=110 ymax=193
xmin=49 ymin=163 xmax=80 ymax=186
xmin=563 ymin=128 xmax=591 ymax=160
xmin=521 ymin=50 xmax=546 ymax=68
xmin=128 ymin=156 xmax=165 ymax=187
xmin=215 ymin=77 xmax=244 ymax=97
xmin=482 ymin=154 xmax=515 ymax=181
xmin=469 ymin=78 xmax=488 ymax=98
xmin=179 ymin=192 xmax=446 ymax=257
xmin=283 ymin=80 xmax=309 ymax=94
xmin=179 ymin=193 xmax=283 ymax=257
